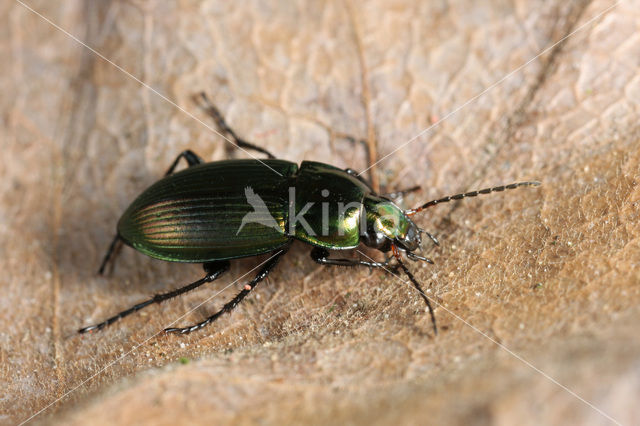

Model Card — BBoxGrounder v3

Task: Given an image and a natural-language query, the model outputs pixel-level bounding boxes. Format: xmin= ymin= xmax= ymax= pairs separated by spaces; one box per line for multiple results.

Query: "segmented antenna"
xmin=406 ymin=181 xmax=540 ymax=215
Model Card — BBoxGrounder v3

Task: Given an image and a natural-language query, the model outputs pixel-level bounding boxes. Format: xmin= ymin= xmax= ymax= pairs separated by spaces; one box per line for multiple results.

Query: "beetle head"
xmin=361 ymin=195 xmax=421 ymax=253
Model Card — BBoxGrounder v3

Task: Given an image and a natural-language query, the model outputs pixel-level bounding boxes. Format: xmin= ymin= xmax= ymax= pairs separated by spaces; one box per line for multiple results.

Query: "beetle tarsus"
xmin=164 ymin=248 xmax=288 ymax=334
xmin=79 ymin=261 xmax=230 ymax=333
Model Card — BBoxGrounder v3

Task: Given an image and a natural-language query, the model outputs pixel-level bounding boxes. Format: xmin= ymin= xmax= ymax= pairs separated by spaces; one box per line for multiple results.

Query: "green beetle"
xmin=80 ymin=94 xmax=539 ymax=335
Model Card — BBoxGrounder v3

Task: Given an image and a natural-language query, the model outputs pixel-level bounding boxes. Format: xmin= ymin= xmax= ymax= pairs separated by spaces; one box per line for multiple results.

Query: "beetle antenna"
xmin=393 ymin=249 xmax=437 ymax=335
xmin=406 ymin=181 xmax=540 ymax=215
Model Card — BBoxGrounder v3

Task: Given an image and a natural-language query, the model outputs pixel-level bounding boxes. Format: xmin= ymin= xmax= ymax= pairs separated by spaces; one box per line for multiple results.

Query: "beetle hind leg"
xmin=165 ymin=248 xmax=288 ymax=334
xmin=97 ymin=235 xmax=123 ymax=275
xmin=79 ymin=261 xmax=230 ymax=333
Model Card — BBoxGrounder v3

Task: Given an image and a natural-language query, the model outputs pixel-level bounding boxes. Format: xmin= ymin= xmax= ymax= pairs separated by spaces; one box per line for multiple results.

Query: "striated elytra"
xmin=79 ymin=93 xmax=540 ymax=336
xmin=117 ymin=159 xmax=372 ymax=262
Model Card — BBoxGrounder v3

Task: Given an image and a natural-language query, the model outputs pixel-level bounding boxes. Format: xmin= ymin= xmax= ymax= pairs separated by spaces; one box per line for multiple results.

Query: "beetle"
xmin=79 ymin=93 xmax=539 ymax=335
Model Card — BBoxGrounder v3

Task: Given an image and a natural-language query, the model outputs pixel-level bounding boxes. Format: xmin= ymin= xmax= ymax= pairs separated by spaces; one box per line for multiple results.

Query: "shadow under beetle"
xmin=79 ymin=93 xmax=540 ymax=336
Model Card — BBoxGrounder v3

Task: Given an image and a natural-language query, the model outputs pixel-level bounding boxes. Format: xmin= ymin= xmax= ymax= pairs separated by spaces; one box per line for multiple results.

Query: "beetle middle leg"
xmin=79 ymin=261 xmax=230 ymax=333
xmin=165 ymin=247 xmax=288 ymax=334
xmin=194 ymin=92 xmax=276 ymax=159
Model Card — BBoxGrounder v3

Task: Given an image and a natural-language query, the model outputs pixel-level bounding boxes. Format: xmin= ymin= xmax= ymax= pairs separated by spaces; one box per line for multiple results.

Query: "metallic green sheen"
xmin=117 ymin=159 xmax=297 ymax=262
xmin=363 ymin=195 xmax=412 ymax=240
xmin=292 ymin=161 xmax=370 ymax=249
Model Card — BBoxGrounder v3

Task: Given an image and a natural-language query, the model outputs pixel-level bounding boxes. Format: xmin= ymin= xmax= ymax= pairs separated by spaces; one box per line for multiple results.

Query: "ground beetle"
xmin=79 ymin=93 xmax=539 ymax=335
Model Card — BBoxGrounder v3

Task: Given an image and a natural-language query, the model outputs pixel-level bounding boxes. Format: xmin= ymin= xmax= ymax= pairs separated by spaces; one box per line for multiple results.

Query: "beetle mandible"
xmin=79 ymin=93 xmax=539 ymax=335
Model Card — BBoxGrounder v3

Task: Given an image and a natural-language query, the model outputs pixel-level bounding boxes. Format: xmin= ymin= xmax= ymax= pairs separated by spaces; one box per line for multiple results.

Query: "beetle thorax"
xmin=361 ymin=195 xmax=421 ymax=253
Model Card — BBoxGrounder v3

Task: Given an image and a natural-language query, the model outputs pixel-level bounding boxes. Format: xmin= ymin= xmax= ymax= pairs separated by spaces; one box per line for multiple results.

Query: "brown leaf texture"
xmin=2 ymin=1 xmax=639 ymax=425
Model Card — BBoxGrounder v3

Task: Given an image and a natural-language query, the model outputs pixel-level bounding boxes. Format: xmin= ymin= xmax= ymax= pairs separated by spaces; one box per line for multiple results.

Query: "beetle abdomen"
xmin=117 ymin=159 xmax=297 ymax=262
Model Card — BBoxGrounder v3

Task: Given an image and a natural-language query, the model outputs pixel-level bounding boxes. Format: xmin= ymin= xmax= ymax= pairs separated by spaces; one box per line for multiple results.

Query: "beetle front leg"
xmin=310 ymin=247 xmax=390 ymax=269
xmin=80 ymin=261 xmax=230 ymax=333
xmin=165 ymin=248 xmax=288 ymax=334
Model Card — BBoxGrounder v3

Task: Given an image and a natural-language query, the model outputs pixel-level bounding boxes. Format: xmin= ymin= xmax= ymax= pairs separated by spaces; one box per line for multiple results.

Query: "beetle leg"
xmin=310 ymin=247 xmax=391 ymax=269
xmin=337 ymin=134 xmax=378 ymax=191
xmin=97 ymin=235 xmax=124 ymax=275
xmin=381 ymin=186 xmax=421 ymax=200
xmin=194 ymin=92 xmax=276 ymax=159
xmin=406 ymin=252 xmax=434 ymax=264
xmin=345 ymin=170 xmax=421 ymax=201
xmin=79 ymin=261 xmax=230 ymax=333
xmin=165 ymin=248 xmax=288 ymax=334
xmin=164 ymin=149 xmax=204 ymax=176
xmin=418 ymin=228 xmax=440 ymax=246
xmin=393 ymin=251 xmax=438 ymax=335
